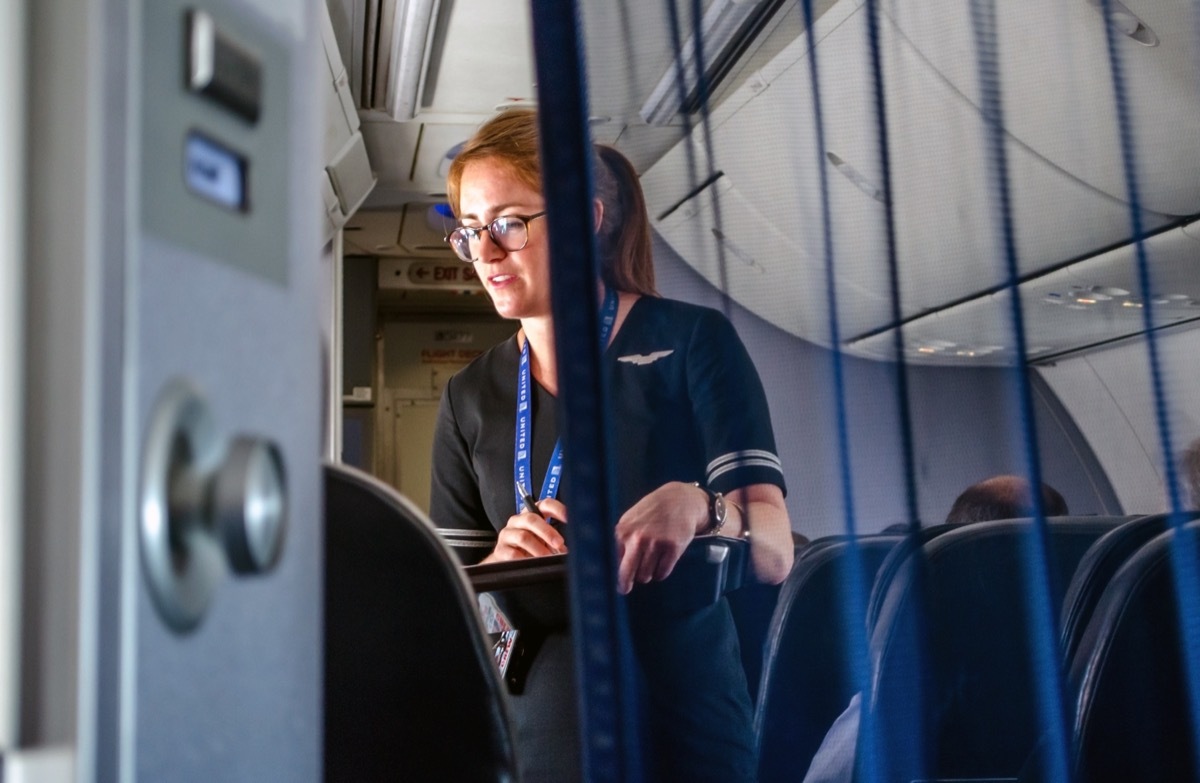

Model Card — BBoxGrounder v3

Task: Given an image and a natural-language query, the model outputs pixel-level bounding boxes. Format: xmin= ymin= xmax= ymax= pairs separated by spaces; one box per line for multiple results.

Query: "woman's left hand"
xmin=614 ymin=481 xmax=708 ymax=595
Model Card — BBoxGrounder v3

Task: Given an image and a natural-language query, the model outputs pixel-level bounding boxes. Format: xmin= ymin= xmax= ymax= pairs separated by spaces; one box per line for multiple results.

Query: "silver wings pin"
xmin=616 ymin=349 xmax=675 ymax=366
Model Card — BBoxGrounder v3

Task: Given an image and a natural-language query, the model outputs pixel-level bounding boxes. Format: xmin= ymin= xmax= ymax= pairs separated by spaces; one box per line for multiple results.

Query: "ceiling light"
xmin=426 ymin=203 xmax=454 ymax=234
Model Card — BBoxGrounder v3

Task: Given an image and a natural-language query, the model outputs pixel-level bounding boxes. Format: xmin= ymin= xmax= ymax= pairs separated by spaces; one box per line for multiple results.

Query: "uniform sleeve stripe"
xmin=705 ymin=458 xmax=782 ymax=482
xmin=706 ymin=450 xmax=782 ymax=476
xmin=440 ymin=540 xmax=496 ymax=549
xmin=705 ymin=461 xmax=782 ymax=485
xmin=700 ymin=458 xmax=787 ymax=482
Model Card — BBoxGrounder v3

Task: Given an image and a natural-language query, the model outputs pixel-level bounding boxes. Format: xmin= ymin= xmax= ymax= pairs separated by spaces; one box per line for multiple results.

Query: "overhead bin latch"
xmin=1085 ymin=0 xmax=1158 ymax=46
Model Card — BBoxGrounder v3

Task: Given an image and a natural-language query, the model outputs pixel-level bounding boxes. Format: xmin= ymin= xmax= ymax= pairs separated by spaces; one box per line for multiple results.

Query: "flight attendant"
xmin=430 ymin=108 xmax=793 ymax=782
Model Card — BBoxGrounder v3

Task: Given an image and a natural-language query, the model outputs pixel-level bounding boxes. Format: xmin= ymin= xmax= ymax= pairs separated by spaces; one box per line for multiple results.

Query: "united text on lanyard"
xmin=514 ymin=286 xmax=619 ymax=513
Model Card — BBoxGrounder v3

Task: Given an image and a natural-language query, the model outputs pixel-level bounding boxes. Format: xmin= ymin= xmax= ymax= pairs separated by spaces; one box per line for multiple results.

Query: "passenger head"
xmin=1179 ymin=437 xmax=1200 ymax=510
xmin=944 ymin=475 xmax=1069 ymax=525
xmin=446 ymin=108 xmax=657 ymax=296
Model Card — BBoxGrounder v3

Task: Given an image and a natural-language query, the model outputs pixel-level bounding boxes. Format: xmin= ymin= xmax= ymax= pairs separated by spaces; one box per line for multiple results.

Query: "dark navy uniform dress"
xmin=431 ymin=296 xmax=786 ymax=782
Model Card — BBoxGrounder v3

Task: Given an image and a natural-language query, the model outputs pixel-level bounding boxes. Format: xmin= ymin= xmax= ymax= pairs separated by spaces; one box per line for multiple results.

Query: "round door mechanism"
xmin=139 ymin=382 xmax=289 ymax=632
xmin=214 ymin=436 xmax=287 ymax=575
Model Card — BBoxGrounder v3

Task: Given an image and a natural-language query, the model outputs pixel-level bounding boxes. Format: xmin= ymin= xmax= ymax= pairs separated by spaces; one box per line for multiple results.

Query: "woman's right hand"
xmin=483 ymin=497 xmax=569 ymax=562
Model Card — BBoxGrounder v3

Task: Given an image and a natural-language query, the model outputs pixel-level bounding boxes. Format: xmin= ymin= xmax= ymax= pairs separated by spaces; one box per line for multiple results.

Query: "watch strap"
xmin=693 ymin=482 xmax=728 ymax=536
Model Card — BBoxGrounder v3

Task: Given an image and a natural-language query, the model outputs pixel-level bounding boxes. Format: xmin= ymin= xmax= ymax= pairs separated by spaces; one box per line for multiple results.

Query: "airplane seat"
xmin=864 ymin=517 xmax=1120 ymax=783
xmin=727 ymin=581 xmax=781 ymax=705
xmin=1067 ymin=519 xmax=1200 ymax=783
xmin=864 ymin=524 xmax=953 ymax=633
xmin=1059 ymin=513 xmax=1186 ymax=666
xmin=753 ymin=534 xmax=903 ymax=782
xmin=729 ymin=534 xmax=816 ymax=704
xmin=324 ymin=462 xmax=518 ymax=783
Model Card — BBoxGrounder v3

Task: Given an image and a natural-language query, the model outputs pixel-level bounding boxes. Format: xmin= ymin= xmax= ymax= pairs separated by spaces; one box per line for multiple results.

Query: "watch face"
xmin=713 ymin=493 xmax=726 ymax=526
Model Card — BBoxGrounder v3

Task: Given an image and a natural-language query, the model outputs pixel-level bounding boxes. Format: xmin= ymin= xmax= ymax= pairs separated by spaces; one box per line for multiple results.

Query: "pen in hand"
xmin=516 ymin=479 xmax=543 ymax=518
xmin=516 ymin=479 xmax=566 ymax=538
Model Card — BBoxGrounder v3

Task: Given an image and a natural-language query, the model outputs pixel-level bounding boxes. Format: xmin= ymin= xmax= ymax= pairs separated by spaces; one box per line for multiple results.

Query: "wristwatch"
xmin=693 ymin=482 xmax=727 ymax=536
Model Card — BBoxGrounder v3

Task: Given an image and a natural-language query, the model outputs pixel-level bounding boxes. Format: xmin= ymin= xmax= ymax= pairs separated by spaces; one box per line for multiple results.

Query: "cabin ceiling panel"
xmin=343 ymin=209 xmax=402 ymax=256
xmin=343 ymin=203 xmax=455 ymax=259
xmin=882 ymin=0 xmax=1200 ymax=217
xmin=411 ymin=123 xmax=478 ymax=196
xmin=399 ymin=202 xmax=457 ymax=256
xmin=645 ymin=0 xmax=1176 ymax=348
xmin=359 ymin=118 xmax=421 ymax=190
xmin=846 ymin=222 xmax=1200 ymax=365
xmin=359 ymin=121 xmax=477 ymax=209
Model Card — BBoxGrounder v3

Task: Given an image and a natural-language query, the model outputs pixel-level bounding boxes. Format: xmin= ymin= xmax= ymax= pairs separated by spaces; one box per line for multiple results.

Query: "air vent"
xmin=359 ymin=0 xmax=442 ymax=119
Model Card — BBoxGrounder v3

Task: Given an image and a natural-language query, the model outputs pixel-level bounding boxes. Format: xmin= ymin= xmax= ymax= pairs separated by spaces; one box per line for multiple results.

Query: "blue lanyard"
xmin=514 ymin=287 xmax=619 ymax=513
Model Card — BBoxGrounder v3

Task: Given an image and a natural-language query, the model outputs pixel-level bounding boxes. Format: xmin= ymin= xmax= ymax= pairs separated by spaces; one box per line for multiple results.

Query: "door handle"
xmin=140 ymin=381 xmax=289 ymax=632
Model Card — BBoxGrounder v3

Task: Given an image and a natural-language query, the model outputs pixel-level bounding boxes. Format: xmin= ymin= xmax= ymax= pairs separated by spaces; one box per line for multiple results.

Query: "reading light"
xmin=640 ymin=0 xmax=773 ymax=126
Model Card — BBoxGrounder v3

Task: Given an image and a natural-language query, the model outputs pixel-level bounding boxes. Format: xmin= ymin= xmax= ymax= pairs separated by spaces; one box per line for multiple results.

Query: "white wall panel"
xmin=1038 ymin=325 xmax=1200 ymax=513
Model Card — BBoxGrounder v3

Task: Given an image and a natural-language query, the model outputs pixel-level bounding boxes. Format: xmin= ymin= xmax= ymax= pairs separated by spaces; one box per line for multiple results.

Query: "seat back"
xmin=730 ymin=535 xmax=818 ymax=704
xmin=754 ymin=535 xmax=902 ymax=782
xmin=1058 ymin=513 xmax=1172 ymax=666
xmin=1069 ymin=519 xmax=1200 ymax=783
xmin=866 ymin=517 xmax=1120 ymax=782
xmin=324 ymin=463 xmax=517 ymax=782
xmin=865 ymin=524 xmax=953 ymax=633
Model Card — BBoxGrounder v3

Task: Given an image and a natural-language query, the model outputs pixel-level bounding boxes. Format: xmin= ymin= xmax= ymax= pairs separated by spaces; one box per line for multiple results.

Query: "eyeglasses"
xmin=444 ymin=211 xmax=547 ymax=263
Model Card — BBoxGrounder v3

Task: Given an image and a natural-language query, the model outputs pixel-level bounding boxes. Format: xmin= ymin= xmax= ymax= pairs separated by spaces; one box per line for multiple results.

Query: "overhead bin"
xmin=846 ymin=222 xmax=1200 ymax=365
xmin=642 ymin=0 xmax=1172 ymax=350
xmin=320 ymin=1 xmax=376 ymax=241
xmin=882 ymin=0 xmax=1200 ymax=217
xmin=652 ymin=175 xmax=892 ymax=341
